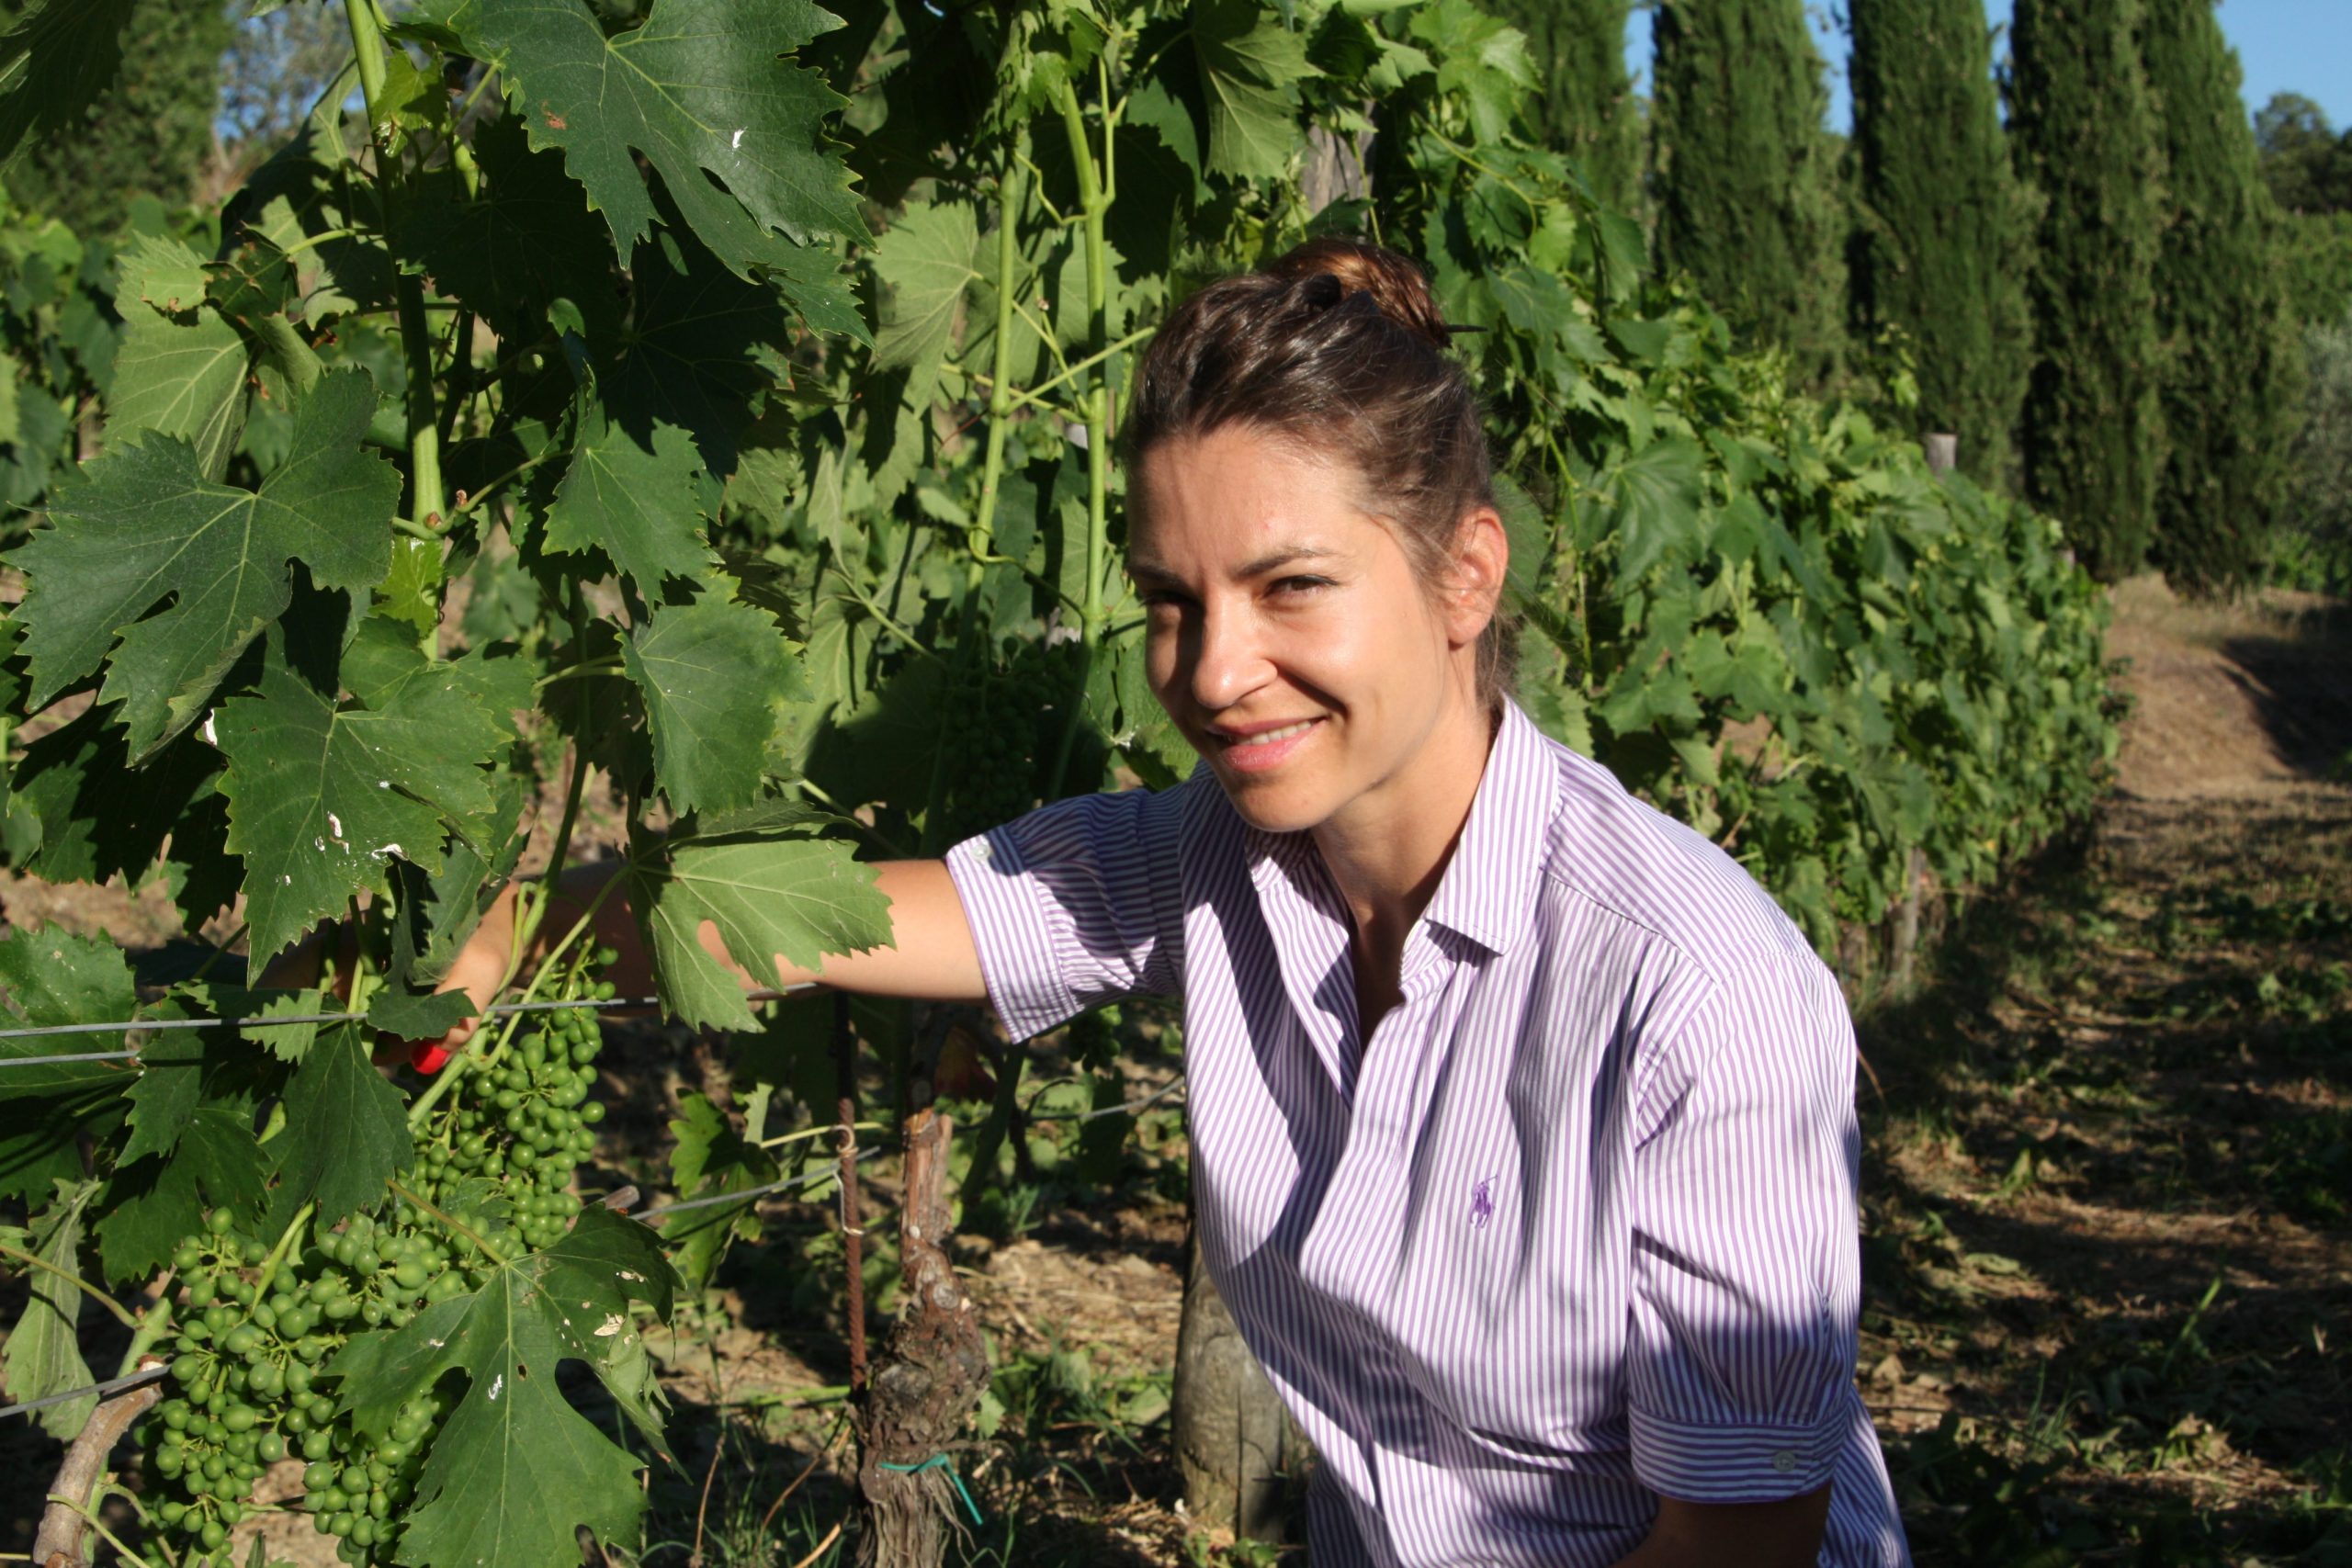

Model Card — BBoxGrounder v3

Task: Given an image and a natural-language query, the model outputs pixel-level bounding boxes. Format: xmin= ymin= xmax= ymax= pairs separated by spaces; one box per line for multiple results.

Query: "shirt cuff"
xmin=1628 ymin=1404 xmax=1843 ymax=1502
xmin=944 ymin=827 xmax=1076 ymax=1043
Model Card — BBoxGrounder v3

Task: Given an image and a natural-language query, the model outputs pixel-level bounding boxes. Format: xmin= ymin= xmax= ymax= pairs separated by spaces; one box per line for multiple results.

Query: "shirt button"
xmin=1770 ymin=1450 xmax=1797 ymax=1473
xmin=970 ymin=840 xmax=991 ymax=862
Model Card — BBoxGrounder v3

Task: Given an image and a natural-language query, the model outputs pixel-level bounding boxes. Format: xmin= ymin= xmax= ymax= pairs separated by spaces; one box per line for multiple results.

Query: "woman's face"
xmin=1127 ymin=425 xmax=1498 ymax=838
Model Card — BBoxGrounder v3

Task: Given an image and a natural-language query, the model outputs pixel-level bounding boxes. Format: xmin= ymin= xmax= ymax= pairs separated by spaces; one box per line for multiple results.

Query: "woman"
xmin=441 ymin=239 xmax=1911 ymax=1566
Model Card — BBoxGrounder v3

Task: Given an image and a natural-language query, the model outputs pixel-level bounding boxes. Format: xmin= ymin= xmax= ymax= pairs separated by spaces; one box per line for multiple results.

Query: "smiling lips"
xmin=1206 ymin=716 xmax=1323 ymax=773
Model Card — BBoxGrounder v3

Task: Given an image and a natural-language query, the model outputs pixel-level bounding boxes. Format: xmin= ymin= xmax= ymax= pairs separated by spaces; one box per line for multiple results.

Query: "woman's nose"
xmin=1187 ymin=602 xmax=1268 ymax=712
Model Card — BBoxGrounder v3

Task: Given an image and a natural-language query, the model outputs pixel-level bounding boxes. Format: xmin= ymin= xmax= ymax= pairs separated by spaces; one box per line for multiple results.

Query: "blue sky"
xmin=1623 ymin=1 xmax=2352 ymax=134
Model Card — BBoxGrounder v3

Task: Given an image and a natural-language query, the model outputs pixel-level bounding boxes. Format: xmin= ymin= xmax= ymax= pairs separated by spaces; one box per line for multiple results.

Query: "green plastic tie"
xmin=877 ymin=1453 xmax=983 ymax=1527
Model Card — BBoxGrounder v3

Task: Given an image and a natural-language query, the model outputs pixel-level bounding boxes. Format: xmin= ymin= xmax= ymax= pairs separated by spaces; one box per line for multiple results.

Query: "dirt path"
xmin=1858 ymin=578 xmax=2352 ymax=1565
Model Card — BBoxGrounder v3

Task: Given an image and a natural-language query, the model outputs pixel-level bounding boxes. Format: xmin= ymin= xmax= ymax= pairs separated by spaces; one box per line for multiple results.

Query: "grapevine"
xmin=140 ymin=953 xmax=620 ymax=1566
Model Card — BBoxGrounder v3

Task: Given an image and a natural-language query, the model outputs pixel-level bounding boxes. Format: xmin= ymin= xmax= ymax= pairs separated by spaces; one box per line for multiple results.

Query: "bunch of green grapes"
xmin=147 ymin=1209 xmax=459 ymax=1562
xmin=142 ymin=956 xmax=617 ymax=1563
xmin=939 ymin=636 xmax=1069 ymax=844
xmin=410 ymin=978 xmax=610 ymax=1248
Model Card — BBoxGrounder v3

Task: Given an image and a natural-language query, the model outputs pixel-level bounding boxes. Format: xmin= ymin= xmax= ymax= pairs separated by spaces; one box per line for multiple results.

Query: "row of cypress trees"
xmin=1487 ymin=0 xmax=2305 ymax=594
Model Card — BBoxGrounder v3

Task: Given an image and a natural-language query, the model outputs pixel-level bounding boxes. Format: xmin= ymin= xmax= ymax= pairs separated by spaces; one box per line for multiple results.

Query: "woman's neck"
xmin=1309 ymin=694 xmax=1498 ymax=964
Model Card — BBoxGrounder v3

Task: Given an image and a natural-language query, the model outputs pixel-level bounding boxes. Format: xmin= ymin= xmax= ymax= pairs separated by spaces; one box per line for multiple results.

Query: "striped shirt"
xmin=946 ymin=700 xmax=1909 ymax=1566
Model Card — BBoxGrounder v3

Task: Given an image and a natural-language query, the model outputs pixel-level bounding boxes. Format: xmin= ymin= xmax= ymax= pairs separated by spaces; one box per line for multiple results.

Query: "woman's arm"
xmin=1612 ymin=1488 xmax=1832 ymax=1568
xmin=428 ymin=856 xmax=986 ymax=1049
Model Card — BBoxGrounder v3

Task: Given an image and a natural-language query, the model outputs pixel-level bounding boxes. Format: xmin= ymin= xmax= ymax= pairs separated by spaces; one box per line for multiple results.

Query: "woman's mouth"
xmin=1210 ymin=717 xmax=1321 ymax=773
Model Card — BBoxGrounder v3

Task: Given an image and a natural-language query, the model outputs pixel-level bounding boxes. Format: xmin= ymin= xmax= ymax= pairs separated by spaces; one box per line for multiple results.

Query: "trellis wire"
xmin=632 ymin=1146 xmax=881 ymax=1223
xmin=1027 ymin=1075 xmax=1187 ymax=1123
xmin=0 ymin=1363 xmax=169 ymax=1424
xmin=0 ymin=986 xmax=820 ymax=1066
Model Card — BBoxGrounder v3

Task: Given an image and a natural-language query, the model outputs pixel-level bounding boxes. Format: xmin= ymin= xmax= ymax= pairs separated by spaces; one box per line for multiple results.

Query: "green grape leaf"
xmin=1125 ymin=74 xmax=1202 ymax=180
xmin=104 ymin=235 xmax=252 ymax=482
xmin=0 ymin=360 xmax=23 ymax=457
xmin=544 ymin=412 xmax=722 ymax=597
xmin=402 ymin=115 xmax=623 ymax=344
xmin=96 ymin=1154 xmax=203 ymax=1282
xmin=869 ymin=199 xmax=978 ymax=404
xmin=435 ymin=0 xmax=867 ymax=278
xmin=663 ymin=1091 xmax=775 ymax=1290
xmin=264 ymin=1018 xmax=410 ymax=1228
xmin=215 ymin=639 xmax=514 ymax=964
xmin=119 ymin=1032 xmax=206 ymax=1168
xmin=329 ymin=1207 xmax=675 ymax=1567
xmin=0 ymin=927 xmax=141 ymax=1098
xmin=628 ymin=823 xmax=891 ymax=1032
xmin=0 ymin=0 xmax=135 ymax=163
xmin=760 ymin=235 xmax=866 ymax=342
xmin=1409 ymin=0 xmax=1532 ymax=148
xmin=620 ymin=593 xmax=805 ymax=817
xmin=546 ymin=216 xmax=806 ymax=596
xmin=732 ymin=990 xmax=842 ymax=1116
xmin=171 ymin=983 xmax=329 ymax=1065
xmin=0 ymin=1179 xmax=99 ymax=1440
xmin=173 ymin=1106 xmax=273 ymax=1216
xmin=366 ymin=987 xmax=475 ymax=1043
xmin=1193 ymin=0 xmax=1314 ymax=180
xmin=10 ymin=368 xmax=397 ymax=757
xmin=1605 ymin=435 xmax=1706 ymax=588
xmin=616 ymin=220 xmax=816 ymax=466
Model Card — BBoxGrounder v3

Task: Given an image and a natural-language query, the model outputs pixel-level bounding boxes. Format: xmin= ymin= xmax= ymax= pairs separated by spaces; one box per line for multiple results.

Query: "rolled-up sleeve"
xmin=943 ymin=785 xmax=1188 ymax=1042
xmin=1623 ymin=951 xmax=1863 ymax=1503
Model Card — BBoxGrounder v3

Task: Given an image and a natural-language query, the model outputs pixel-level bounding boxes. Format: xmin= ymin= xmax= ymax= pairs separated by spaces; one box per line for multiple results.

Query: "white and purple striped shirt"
xmin=946 ymin=701 xmax=1909 ymax=1566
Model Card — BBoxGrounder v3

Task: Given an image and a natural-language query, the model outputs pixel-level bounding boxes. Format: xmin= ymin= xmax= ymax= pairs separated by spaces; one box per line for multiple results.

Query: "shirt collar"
xmin=1416 ymin=698 xmax=1557 ymax=956
xmin=1238 ymin=697 xmax=1558 ymax=959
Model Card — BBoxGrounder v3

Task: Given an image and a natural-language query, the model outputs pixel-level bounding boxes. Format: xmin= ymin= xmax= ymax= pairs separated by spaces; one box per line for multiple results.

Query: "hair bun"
xmin=1268 ymin=237 xmax=1453 ymax=352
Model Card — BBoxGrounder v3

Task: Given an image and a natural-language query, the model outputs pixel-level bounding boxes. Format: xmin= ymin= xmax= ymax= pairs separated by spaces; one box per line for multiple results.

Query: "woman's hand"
xmin=408 ymin=881 xmax=519 ymax=1068
xmin=259 ymin=854 xmax=987 ymax=1070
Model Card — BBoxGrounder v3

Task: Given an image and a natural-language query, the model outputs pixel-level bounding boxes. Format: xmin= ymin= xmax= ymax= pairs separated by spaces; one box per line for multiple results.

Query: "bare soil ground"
xmin=6 ymin=574 xmax=2349 ymax=1568
xmin=1859 ymin=577 xmax=2352 ymax=1564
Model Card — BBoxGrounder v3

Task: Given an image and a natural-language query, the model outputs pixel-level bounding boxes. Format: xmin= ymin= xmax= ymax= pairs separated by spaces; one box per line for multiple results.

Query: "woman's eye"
xmin=1271 ymin=576 xmax=1332 ymax=597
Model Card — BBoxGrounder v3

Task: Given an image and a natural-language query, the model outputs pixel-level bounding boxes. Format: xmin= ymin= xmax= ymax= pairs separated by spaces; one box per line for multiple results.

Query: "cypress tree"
xmin=2008 ymin=0 xmax=2166 ymax=581
xmin=1849 ymin=0 xmax=2028 ymax=488
xmin=2143 ymin=0 xmax=2300 ymax=596
xmin=1651 ymin=0 xmax=1847 ymax=389
xmin=1490 ymin=0 xmax=1640 ymax=213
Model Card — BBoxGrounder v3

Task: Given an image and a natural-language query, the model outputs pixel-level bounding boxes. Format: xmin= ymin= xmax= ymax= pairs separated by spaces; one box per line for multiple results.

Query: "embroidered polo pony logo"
xmin=1470 ymin=1175 xmax=1498 ymax=1229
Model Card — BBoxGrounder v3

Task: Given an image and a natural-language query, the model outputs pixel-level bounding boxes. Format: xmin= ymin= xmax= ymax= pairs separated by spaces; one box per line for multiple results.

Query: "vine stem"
xmin=115 ymin=1296 xmax=175 ymax=1381
xmin=388 ymin=1179 xmax=513 ymax=1269
xmin=1047 ymin=73 xmax=1116 ymax=799
xmin=974 ymin=321 xmax=1151 ymax=405
xmin=249 ymin=1201 xmax=315 ymax=1307
xmin=834 ymin=995 xmax=865 ymax=1396
xmin=0 ymin=1239 xmax=138 ymax=1329
xmin=345 ymin=0 xmax=446 ymax=649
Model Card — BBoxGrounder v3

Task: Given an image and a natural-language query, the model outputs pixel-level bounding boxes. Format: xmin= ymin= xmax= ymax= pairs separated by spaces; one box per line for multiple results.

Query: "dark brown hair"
xmin=1121 ymin=237 xmax=1518 ymax=706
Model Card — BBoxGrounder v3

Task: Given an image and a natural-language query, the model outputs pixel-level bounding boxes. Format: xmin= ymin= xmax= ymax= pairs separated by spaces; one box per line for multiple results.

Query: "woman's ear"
xmin=1444 ymin=505 xmax=1510 ymax=646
